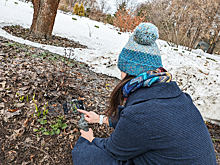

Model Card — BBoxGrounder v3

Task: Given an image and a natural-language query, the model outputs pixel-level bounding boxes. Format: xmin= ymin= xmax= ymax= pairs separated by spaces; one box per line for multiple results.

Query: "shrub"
xmin=78 ymin=3 xmax=85 ymax=16
xmin=87 ymin=8 xmax=107 ymax=22
xmin=113 ymin=8 xmax=147 ymax=32
xmin=105 ymin=14 xmax=114 ymax=25
xmin=73 ymin=3 xmax=85 ymax=16
xmin=59 ymin=4 xmax=69 ymax=12
xmin=73 ymin=3 xmax=79 ymax=15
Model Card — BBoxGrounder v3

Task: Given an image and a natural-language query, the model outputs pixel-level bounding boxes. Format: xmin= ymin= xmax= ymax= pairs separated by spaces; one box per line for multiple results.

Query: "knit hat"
xmin=117 ymin=23 xmax=163 ymax=76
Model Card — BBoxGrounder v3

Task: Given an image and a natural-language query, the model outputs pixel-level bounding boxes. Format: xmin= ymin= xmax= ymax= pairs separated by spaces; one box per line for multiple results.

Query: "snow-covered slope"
xmin=0 ymin=0 xmax=220 ymax=124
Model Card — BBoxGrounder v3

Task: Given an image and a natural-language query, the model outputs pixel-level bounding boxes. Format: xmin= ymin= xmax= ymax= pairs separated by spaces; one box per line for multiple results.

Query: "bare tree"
xmin=30 ymin=0 xmax=60 ymax=39
xmin=138 ymin=0 xmax=220 ymax=53
xmin=99 ymin=0 xmax=111 ymax=13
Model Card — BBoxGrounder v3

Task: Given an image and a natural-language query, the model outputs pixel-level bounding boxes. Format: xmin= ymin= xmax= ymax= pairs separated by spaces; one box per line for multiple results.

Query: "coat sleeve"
xmin=92 ymin=109 xmax=151 ymax=161
xmin=109 ymin=106 xmax=126 ymax=129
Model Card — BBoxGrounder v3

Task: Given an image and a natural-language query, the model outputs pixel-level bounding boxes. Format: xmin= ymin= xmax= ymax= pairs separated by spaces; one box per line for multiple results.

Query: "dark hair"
xmin=105 ymin=74 xmax=135 ymax=118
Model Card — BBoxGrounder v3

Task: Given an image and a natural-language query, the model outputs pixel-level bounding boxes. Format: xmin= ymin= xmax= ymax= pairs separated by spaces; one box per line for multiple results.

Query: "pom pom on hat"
xmin=133 ymin=23 xmax=159 ymax=45
xmin=117 ymin=23 xmax=163 ymax=76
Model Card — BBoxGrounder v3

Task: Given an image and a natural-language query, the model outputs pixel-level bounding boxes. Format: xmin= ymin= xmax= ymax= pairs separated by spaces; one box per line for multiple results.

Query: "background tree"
xmin=78 ymin=3 xmax=85 ymax=16
xmin=137 ymin=0 xmax=220 ymax=53
xmin=73 ymin=3 xmax=79 ymax=15
xmin=30 ymin=0 xmax=60 ymax=39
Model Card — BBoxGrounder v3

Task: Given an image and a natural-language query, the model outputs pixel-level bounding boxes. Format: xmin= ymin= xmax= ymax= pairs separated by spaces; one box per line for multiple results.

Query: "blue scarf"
xmin=123 ymin=67 xmax=172 ymax=98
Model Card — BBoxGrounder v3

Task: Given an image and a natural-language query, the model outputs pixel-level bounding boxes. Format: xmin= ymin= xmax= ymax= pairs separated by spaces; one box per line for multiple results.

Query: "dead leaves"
xmin=8 ymin=108 xmax=20 ymax=112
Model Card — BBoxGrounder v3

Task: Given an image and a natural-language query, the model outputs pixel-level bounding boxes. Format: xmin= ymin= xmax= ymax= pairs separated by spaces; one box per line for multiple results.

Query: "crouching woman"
xmin=71 ymin=23 xmax=217 ymax=165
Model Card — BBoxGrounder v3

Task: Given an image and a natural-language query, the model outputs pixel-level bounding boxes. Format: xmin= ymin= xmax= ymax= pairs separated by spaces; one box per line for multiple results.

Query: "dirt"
xmin=2 ymin=25 xmax=87 ymax=49
xmin=0 ymin=29 xmax=220 ymax=164
xmin=0 ymin=35 xmax=115 ymax=164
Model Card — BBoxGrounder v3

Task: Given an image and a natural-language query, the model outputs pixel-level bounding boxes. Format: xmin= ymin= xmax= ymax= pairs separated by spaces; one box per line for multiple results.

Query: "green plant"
xmin=32 ymin=93 xmax=35 ymax=101
xmin=94 ymin=25 xmax=99 ymax=28
xmin=38 ymin=116 xmax=47 ymax=124
xmin=19 ymin=96 xmax=24 ymax=101
xmin=35 ymin=103 xmax=41 ymax=117
xmin=26 ymin=94 xmax=28 ymax=102
xmin=14 ymin=2 xmax=18 ymax=5
xmin=34 ymin=116 xmax=67 ymax=136
xmin=72 ymin=17 xmax=77 ymax=20
xmin=50 ymin=117 xmax=67 ymax=135
xmin=43 ymin=102 xmax=49 ymax=116
xmin=16 ymin=92 xmax=25 ymax=102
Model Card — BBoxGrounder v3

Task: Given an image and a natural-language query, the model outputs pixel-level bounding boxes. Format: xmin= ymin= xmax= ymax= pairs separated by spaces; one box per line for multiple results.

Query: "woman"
xmin=72 ymin=23 xmax=217 ymax=165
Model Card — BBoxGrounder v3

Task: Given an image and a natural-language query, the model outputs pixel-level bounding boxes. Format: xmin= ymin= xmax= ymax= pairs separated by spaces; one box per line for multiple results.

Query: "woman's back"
xmin=118 ymin=82 xmax=217 ymax=164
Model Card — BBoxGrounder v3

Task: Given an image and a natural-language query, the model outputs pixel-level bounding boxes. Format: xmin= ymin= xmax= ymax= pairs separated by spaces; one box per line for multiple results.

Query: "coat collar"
xmin=125 ymin=81 xmax=182 ymax=107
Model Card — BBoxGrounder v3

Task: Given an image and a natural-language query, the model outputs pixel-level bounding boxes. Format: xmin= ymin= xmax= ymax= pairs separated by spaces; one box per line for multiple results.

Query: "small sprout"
xmin=118 ymin=32 xmax=121 ymax=35
xmin=164 ymin=45 xmax=167 ymax=47
xmin=14 ymin=2 xmax=18 ymax=5
xmin=182 ymin=51 xmax=185 ymax=53
xmin=33 ymin=129 xmax=39 ymax=132
xmin=32 ymin=94 xmax=35 ymax=101
xmin=72 ymin=17 xmax=77 ymax=20
xmin=94 ymin=25 xmax=99 ymax=28
xmin=44 ymin=92 xmax=47 ymax=97
xmin=174 ymin=49 xmax=178 ymax=51
xmin=30 ymin=5 xmax=33 ymax=8
xmin=26 ymin=94 xmax=28 ymax=102
xmin=20 ymin=96 xmax=24 ymax=101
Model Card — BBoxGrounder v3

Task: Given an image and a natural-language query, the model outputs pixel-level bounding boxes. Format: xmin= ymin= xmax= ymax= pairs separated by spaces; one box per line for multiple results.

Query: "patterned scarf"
xmin=123 ymin=67 xmax=172 ymax=98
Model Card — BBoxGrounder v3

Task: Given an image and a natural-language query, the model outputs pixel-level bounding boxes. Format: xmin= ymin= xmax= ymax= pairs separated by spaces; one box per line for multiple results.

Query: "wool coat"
xmin=72 ymin=82 xmax=217 ymax=165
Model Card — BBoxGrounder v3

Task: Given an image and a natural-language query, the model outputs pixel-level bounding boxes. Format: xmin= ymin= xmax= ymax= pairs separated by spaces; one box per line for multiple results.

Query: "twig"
xmin=21 ymin=143 xmax=55 ymax=165
xmin=87 ymin=23 xmax=93 ymax=37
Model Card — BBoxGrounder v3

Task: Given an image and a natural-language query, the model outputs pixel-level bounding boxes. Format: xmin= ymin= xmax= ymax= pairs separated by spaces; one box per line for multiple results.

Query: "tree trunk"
xmin=30 ymin=0 xmax=60 ymax=39
xmin=207 ymin=32 xmax=218 ymax=54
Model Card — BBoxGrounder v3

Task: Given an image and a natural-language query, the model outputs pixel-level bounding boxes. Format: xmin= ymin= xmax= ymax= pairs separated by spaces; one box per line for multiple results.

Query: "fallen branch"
xmin=21 ymin=142 xmax=55 ymax=165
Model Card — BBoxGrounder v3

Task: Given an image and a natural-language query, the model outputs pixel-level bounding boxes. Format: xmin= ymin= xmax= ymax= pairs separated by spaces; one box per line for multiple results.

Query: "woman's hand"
xmin=80 ymin=128 xmax=95 ymax=142
xmin=77 ymin=109 xmax=100 ymax=123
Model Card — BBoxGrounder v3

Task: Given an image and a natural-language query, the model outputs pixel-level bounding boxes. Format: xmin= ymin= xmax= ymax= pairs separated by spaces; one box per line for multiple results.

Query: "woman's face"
xmin=121 ymin=71 xmax=127 ymax=80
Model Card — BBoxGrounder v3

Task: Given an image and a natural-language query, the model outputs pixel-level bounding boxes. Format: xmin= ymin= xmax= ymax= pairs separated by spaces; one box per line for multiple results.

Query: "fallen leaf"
xmin=8 ymin=108 xmax=20 ymax=113
xmin=52 ymin=104 xmax=57 ymax=107
xmin=30 ymin=155 xmax=35 ymax=161
xmin=73 ymin=128 xmax=78 ymax=132
xmin=78 ymin=97 xmax=85 ymax=100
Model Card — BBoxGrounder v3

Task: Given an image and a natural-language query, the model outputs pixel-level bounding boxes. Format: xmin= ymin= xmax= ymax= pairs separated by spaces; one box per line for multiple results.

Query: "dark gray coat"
xmin=72 ymin=82 xmax=217 ymax=165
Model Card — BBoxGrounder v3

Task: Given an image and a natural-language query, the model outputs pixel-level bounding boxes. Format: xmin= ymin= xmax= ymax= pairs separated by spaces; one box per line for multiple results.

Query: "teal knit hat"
xmin=117 ymin=23 xmax=163 ymax=76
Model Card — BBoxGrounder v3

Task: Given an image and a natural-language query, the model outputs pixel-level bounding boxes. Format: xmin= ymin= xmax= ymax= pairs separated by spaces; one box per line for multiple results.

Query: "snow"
xmin=0 ymin=0 xmax=220 ymax=124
